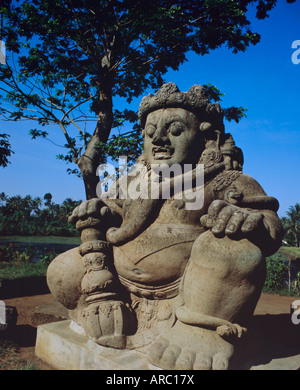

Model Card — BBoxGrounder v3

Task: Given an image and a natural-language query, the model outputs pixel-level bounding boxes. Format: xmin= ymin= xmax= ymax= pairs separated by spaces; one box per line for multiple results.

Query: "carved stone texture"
xmin=47 ymin=83 xmax=282 ymax=370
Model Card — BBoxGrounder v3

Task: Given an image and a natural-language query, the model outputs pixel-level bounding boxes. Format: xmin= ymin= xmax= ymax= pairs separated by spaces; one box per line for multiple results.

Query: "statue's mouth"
xmin=152 ymin=146 xmax=174 ymax=160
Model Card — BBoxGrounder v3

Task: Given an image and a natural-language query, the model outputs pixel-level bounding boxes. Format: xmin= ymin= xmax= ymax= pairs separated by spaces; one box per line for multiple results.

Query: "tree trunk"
xmin=295 ymin=232 xmax=299 ymax=248
xmin=78 ymin=84 xmax=113 ymax=200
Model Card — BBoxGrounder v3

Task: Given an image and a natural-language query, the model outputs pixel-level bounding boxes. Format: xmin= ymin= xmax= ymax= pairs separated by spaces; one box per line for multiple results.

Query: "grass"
xmin=279 ymin=246 xmax=300 ymax=258
xmin=0 ymin=338 xmax=39 ymax=370
xmin=0 ymin=235 xmax=81 ymax=245
xmin=0 ymin=261 xmax=48 ymax=280
xmin=0 ymin=235 xmax=81 ymax=280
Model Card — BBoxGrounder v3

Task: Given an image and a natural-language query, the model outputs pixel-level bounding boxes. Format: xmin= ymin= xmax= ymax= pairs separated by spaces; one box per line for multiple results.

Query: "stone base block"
xmin=35 ymin=320 xmax=160 ymax=370
xmin=35 ymin=320 xmax=300 ymax=371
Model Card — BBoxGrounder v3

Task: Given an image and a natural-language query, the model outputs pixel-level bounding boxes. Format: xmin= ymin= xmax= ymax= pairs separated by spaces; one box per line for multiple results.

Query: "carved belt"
xmin=118 ymin=275 xmax=181 ymax=300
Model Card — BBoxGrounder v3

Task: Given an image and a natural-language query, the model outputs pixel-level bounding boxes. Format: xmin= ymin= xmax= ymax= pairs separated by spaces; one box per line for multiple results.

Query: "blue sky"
xmin=0 ymin=1 xmax=299 ymax=218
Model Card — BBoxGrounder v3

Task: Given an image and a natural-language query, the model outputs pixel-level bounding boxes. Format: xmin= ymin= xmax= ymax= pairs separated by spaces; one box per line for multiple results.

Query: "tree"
xmin=0 ymin=193 xmax=81 ymax=236
xmin=0 ymin=133 xmax=14 ymax=167
xmin=282 ymin=203 xmax=300 ymax=247
xmin=43 ymin=192 xmax=53 ymax=208
xmin=0 ymin=0 xmax=295 ymax=199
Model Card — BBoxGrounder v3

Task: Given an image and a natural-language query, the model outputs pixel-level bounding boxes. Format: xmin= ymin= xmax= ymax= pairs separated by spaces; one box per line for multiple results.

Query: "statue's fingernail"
xmin=245 ymin=222 xmax=252 ymax=230
xmin=227 ymin=224 xmax=235 ymax=231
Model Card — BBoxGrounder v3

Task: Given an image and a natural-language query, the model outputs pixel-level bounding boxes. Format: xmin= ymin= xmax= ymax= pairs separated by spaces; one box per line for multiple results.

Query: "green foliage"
xmin=96 ymin=126 xmax=143 ymax=166
xmin=0 ymin=133 xmax=14 ymax=167
xmin=203 ymin=84 xmax=248 ymax=122
xmin=0 ymin=0 xmax=294 ymax=194
xmin=0 ymin=243 xmax=57 ymax=265
xmin=0 ymin=193 xmax=81 ymax=236
xmin=29 ymin=129 xmax=48 ymax=139
xmin=281 ymin=203 xmax=300 ymax=247
xmin=0 ymin=244 xmax=35 ymax=263
xmin=264 ymin=255 xmax=288 ymax=292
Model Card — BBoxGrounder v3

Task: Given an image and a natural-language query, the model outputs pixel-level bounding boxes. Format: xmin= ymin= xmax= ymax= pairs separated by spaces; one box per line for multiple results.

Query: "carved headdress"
xmin=138 ymin=82 xmax=225 ymax=133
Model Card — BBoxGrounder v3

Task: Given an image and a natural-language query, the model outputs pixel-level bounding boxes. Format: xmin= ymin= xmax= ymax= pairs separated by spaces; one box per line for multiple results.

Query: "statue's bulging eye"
xmin=169 ymin=122 xmax=184 ymax=136
xmin=146 ymin=125 xmax=156 ymax=137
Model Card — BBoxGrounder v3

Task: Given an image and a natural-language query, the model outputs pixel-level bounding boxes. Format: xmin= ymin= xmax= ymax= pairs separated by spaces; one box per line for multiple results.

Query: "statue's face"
xmin=143 ymin=108 xmax=201 ymax=166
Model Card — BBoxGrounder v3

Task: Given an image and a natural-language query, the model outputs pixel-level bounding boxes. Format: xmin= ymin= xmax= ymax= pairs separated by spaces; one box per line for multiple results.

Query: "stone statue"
xmin=47 ymin=82 xmax=282 ymax=370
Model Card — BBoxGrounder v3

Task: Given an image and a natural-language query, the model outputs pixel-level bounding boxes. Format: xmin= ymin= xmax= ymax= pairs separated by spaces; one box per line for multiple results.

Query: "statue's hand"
xmin=68 ymin=199 xmax=115 ymax=225
xmin=200 ymin=200 xmax=263 ymax=237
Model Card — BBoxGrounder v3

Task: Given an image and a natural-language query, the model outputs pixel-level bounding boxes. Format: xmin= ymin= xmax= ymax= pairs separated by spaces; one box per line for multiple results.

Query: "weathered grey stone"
xmin=43 ymin=82 xmax=283 ymax=370
xmin=35 ymin=320 xmax=300 ymax=370
xmin=35 ymin=320 xmax=161 ymax=370
xmin=0 ymin=305 xmax=17 ymax=331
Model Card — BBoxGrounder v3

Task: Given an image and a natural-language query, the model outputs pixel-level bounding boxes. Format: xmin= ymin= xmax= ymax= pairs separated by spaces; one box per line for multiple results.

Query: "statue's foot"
xmin=148 ymin=320 xmax=235 ymax=370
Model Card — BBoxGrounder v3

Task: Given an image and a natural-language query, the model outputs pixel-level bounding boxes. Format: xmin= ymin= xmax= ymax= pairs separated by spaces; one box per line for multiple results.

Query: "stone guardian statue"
xmin=47 ymin=83 xmax=282 ymax=370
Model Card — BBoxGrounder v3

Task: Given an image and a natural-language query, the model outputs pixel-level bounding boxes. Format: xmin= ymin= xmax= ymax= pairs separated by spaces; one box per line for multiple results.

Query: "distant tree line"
xmin=281 ymin=203 xmax=300 ymax=247
xmin=0 ymin=192 xmax=81 ymax=236
xmin=0 ymin=192 xmax=299 ymax=245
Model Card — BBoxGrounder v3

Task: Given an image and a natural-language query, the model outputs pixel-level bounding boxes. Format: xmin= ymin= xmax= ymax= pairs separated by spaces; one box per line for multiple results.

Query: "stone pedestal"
xmin=35 ymin=320 xmax=300 ymax=371
xmin=35 ymin=320 xmax=160 ymax=370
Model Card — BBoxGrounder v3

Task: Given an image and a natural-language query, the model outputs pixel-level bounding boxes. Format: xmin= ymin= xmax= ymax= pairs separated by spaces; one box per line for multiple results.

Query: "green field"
xmin=0 ymin=235 xmax=81 ymax=245
xmin=279 ymin=246 xmax=300 ymax=259
xmin=0 ymin=235 xmax=81 ymax=280
xmin=0 ymin=262 xmax=48 ymax=279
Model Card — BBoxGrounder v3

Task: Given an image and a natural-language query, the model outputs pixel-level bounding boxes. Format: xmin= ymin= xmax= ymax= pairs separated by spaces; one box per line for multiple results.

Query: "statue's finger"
xmin=211 ymin=206 xmax=234 ymax=235
xmin=200 ymin=214 xmax=214 ymax=228
xmin=207 ymin=200 xmax=228 ymax=218
xmin=241 ymin=212 xmax=263 ymax=234
xmin=68 ymin=206 xmax=79 ymax=223
xmin=225 ymin=210 xmax=245 ymax=236
xmin=87 ymin=199 xmax=103 ymax=217
xmin=78 ymin=201 xmax=88 ymax=219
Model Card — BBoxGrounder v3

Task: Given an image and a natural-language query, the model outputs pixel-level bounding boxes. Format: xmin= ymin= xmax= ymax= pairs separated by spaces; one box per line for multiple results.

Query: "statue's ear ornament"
xmin=199 ymin=148 xmax=223 ymax=168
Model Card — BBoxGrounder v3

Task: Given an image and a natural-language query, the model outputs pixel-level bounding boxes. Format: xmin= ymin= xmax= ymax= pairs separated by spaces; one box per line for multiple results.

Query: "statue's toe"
xmin=148 ymin=337 xmax=169 ymax=366
xmin=194 ymin=352 xmax=212 ymax=370
xmin=175 ymin=348 xmax=196 ymax=370
xmin=212 ymin=352 xmax=230 ymax=370
xmin=160 ymin=343 xmax=181 ymax=369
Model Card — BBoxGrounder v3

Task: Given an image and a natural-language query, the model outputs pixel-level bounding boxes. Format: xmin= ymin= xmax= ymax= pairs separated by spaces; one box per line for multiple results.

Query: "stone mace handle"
xmin=75 ymin=217 xmax=128 ymax=348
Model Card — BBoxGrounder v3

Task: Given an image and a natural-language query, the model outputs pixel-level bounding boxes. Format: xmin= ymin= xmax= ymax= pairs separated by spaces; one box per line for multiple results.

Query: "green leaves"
xmin=0 ymin=193 xmax=82 ymax=236
xmin=265 ymin=255 xmax=288 ymax=292
xmin=0 ymin=0 xmax=292 ymax=195
xmin=0 ymin=133 xmax=14 ymax=167
xmin=203 ymin=84 xmax=225 ymax=102
xmin=203 ymin=84 xmax=248 ymax=123
xmin=282 ymin=203 xmax=300 ymax=247
xmin=223 ymin=106 xmax=248 ymax=123
xmin=29 ymin=129 xmax=48 ymax=139
xmin=96 ymin=127 xmax=143 ymax=166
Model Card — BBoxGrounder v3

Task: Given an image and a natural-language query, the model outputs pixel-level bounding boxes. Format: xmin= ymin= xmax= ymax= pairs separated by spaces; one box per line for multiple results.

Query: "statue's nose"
xmin=152 ymin=126 xmax=170 ymax=145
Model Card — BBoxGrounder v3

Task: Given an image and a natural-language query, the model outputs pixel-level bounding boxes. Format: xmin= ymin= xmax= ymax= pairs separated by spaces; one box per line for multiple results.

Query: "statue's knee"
xmin=190 ymin=230 xmax=264 ymax=274
xmin=47 ymin=247 xmax=84 ymax=309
